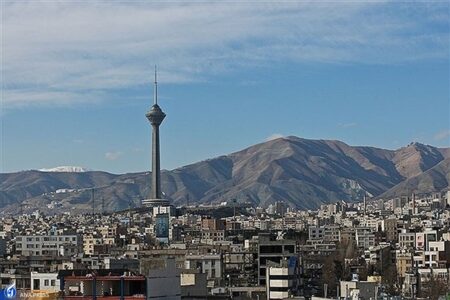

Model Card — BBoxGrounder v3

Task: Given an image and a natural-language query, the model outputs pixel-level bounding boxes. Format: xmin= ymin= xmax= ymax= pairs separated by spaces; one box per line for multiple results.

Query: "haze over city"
xmin=2 ymin=1 xmax=449 ymax=174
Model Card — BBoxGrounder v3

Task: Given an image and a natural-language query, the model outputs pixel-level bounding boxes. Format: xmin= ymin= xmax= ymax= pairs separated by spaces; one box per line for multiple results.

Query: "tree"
xmin=381 ymin=263 xmax=399 ymax=296
xmin=424 ymin=275 xmax=450 ymax=300
xmin=321 ymin=254 xmax=339 ymax=296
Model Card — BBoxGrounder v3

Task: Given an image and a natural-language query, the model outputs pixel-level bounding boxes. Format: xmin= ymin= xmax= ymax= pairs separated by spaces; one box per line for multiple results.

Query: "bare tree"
xmin=321 ymin=254 xmax=339 ymax=296
xmin=381 ymin=263 xmax=399 ymax=296
xmin=424 ymin=275 xmax=450 ymax=300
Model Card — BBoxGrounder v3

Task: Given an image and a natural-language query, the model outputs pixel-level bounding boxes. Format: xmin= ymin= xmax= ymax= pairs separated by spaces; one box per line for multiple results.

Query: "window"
xmin=44 ymin=280 xmax=49 ymax=286
xmin=51 ymin=280 xmax=55 ymax=286
xmin=33 ymin=279 xmax=40 ymax=290
xmin=260 ymin=245 xmax=282 ymax=253
xmin=284 ymin=245 xmax=295 ymax=253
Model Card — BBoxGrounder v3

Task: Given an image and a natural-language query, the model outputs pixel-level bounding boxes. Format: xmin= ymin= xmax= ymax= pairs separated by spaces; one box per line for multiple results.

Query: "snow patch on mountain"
xmin=38 ymin=166 xmax=92 ymax=173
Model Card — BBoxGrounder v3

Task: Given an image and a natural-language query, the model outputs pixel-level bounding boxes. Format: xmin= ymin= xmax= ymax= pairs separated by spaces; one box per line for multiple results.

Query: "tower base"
xmin=142 ymin=198 xmax=170 ymax=207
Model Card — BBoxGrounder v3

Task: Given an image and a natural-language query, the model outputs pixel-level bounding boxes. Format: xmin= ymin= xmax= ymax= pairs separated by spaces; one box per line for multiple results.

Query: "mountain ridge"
xmin=1 ymin=137 xmax=449 ymax=214
xmin=37 ymin=166 xmax=93 ymax=173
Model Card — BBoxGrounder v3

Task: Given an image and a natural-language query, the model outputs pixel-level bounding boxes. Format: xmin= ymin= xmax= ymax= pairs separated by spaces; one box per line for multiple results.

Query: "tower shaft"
xmin=143 ymin=67 xmax=168 ymax=208
xmin=151 ymin=123 xmax=162 ymax=199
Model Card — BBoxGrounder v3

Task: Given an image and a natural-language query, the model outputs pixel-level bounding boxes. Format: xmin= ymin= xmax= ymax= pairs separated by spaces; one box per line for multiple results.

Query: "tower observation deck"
xmin=142 ymin=68 xmax=170 ymax=207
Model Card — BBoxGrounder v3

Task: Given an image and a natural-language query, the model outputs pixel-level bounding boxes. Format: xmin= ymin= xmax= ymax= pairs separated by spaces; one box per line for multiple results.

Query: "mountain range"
xmin=1 ymin=136 xmax=449 ymax=215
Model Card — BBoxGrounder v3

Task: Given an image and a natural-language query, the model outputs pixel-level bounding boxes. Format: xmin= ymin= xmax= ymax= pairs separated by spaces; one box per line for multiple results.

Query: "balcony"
xmin=62 ymin=275 xmax=146 ymax=300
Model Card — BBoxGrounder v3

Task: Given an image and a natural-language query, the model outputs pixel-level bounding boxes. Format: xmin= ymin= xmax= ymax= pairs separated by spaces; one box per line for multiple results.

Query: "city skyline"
xmin=2 ymin=1 xmax=449 ymax=174
xmin=2 ymin=3 xmax=450 ymax=299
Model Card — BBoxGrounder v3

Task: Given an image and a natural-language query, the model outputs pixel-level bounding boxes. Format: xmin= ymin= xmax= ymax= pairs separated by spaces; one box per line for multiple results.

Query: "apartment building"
xmin=15 ymin=234 xmax=81 ymax=256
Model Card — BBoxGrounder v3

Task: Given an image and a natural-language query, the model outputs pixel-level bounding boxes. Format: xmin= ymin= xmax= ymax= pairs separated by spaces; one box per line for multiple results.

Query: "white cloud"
xmin=2 ymin=1 xmax=448 ymax=108
xmin=339 ymin=122 xmax=358 ymax=128
xmin=266 ymin=133 xmax=284 ymax=141
xmin=434 ymin=130 xmax=450 ymax=141
xmin=105 ymin=151 xmax=122 ymax=161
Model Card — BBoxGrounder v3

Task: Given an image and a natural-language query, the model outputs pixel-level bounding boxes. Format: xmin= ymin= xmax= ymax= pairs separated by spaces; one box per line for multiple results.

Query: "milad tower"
xmin=142 ymin=68 xmax=170 ymax=207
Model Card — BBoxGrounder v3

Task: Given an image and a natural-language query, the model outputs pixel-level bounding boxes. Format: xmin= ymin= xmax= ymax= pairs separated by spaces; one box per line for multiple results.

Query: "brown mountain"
xmin=1 ymin=137 xmax=449 ymax=214
xmin=392 ymin=142 xmax=446 ymax=178
xmin=380 ymin=157 xmax=450 ymax=198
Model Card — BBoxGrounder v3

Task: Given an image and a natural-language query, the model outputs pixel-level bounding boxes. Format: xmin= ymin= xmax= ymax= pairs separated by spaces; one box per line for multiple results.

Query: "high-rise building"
xmin=257 ymin=234 xmax=297 ymax=285
xmin=142 ymin=68 xmax=170 ymax=207
xmin=266 ymin=257 xmax=301 ymax=300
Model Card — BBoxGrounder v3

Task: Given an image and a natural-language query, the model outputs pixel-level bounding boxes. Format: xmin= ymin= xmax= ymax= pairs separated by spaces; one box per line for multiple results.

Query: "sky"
xmin=1 ymin=1 xmax=449 ymax=174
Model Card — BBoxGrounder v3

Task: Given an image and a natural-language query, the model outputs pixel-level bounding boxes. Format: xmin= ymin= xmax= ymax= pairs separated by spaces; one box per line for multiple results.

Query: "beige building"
xmin=82 ymin=234 xmax=103 ymax=256
xmin=396 ymin=252 xmax=413 ymax=278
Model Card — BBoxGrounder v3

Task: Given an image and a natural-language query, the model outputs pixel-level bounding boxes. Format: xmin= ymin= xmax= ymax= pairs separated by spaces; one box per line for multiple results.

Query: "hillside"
xmin=1 ymin=137 xmax=449 ymax=214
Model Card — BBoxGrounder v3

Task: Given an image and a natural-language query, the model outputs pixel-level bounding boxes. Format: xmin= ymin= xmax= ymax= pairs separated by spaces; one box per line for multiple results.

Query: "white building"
xmin=355 ymin=227 xmax=375 ymax=249
xmin=265 ymin=257 xmax=300 ymax=300
xmin=340 ymin=280 xmax=377 ymax=300
xmin=399 ymin=232 xmax=416 ymax=249
xmin=309 ymin=225 xmax=340 ymax=242
xmin=415 ymin=229 xmax=438 ymax=251
xmin=185 ymin=254 xmax=222 ymax=280
xmin=308 ymin=226 xmax=324 ymax=240
xmin=15 ymin=234 xmax=81 ymax=256
xmin=31 ymin=272 xmax=60 ymax=292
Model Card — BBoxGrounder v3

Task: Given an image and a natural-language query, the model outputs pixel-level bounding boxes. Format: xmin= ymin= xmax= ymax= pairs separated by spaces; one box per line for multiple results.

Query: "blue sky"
xmin=1 ymin=1 xmax=449 ymax=174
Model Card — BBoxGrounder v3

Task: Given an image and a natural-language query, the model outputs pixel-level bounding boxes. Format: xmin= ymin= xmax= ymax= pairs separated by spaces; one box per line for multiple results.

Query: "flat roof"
xmin=64 ymin=275 xmax=145 ymax=281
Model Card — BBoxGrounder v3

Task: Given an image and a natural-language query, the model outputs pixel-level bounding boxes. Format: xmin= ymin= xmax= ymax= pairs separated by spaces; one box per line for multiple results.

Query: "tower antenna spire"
xmin=144 ymin=64 xmax=168 ymax=208
xmin=154 ymin=65 xmax=158 ymax=105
